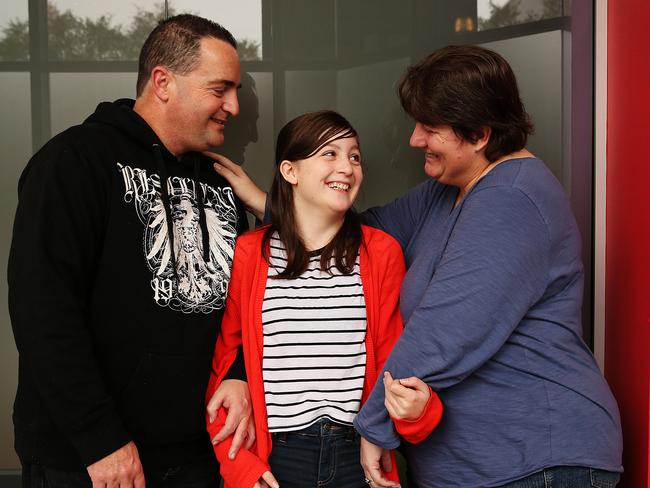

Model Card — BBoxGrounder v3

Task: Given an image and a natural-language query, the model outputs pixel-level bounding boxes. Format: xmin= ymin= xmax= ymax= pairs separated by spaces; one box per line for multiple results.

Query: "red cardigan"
xmin=206 ymin=225 xmax=442 ymax=488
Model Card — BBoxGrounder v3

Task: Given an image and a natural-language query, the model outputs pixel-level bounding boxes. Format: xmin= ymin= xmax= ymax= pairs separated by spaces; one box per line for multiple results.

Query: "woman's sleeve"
xmin=205 ymin=242 xmax=269 ymax=487
xmin=362 ymin=180 xmax=433 ymax=249
xmin=369 ymin=235 xmax=444 ymax=444
xmin=355 ymin=187 xmax=550 ymax=448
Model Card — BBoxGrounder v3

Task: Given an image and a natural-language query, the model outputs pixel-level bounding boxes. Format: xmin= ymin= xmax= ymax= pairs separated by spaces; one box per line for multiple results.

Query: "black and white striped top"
xmin=262 ymin=233 xmax=367 ymax=432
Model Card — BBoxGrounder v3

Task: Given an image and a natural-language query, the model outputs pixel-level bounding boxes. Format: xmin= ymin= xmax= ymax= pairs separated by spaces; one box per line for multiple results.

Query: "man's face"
xmin=168 ymin=37 xmax=241 ymax=154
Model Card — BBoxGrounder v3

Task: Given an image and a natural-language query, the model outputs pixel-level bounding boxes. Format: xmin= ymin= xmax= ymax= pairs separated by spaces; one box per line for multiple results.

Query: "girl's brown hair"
xmin=263 ymin=110 xmax=362 ymax=279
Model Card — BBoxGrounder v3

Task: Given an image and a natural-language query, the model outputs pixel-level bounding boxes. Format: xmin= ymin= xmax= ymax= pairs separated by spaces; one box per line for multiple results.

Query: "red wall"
xmin=606 ymin=1 xmax=650 ymax=487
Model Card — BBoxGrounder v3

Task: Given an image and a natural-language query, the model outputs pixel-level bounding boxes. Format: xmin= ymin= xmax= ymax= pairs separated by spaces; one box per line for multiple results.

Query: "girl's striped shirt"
xmin=262 ymin=233 xmax=367 ymax=432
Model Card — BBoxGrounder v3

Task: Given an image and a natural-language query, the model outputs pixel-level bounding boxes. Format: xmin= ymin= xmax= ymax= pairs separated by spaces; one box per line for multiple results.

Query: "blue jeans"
xmin=268 ymin=419 xmax=367 ymax=488
xmin=498 ymin=466 xmax=620 ymax=488
xmin=21 ymin=452 xmax=220 ymax=488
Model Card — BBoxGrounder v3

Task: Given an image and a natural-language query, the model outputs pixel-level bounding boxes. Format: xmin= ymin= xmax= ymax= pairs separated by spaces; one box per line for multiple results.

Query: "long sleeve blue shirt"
xmin=354 ymin=157 xmax=622 ymax=487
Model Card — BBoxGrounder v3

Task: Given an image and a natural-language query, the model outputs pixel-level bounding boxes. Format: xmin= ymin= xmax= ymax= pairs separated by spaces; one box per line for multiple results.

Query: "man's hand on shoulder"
xmin=86 ymin=441 xmax=145 ymax=487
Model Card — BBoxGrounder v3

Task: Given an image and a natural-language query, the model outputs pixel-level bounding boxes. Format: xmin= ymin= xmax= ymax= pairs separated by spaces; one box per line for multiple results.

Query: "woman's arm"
xmin=356 ymin=186 xmax=550 ymax=447
xmin=384 ymin=373 xmax=443 ymax=444
xmin=362 ymin=179 xmax=437 ymax=250
xmin=364 ymin=231 xmax=443 ymax=443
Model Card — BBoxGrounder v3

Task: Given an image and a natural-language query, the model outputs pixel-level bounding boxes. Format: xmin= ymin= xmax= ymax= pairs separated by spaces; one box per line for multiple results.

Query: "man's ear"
xmin=279 ymin=160 xmax=298 ymax=185
xmin=150 ymin=66 xmax=174 ymax=102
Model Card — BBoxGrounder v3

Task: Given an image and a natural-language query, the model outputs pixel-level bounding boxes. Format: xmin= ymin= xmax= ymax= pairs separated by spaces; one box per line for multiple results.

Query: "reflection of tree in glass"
xmin=0 ymin=16 xmax=28 ymax=61
xmin=238 ymin=39 xmax=261 ymax=61
xmin=478 ymin=0 xmax=564 ymax=30
xmin=124 ymin=5 xmax=175 ymax=59
xmin=542 ymin=0 xmax=564 ymax=18
xmin=0 ymin=2 xmax=261 ymax=62
xmin=478 ymin=0 xmax=522 ymax=30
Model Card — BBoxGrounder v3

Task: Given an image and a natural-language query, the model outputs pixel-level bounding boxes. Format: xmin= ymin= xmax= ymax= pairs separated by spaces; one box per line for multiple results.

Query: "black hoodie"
xmin=8 ymin=99 xmax=248 ymax=470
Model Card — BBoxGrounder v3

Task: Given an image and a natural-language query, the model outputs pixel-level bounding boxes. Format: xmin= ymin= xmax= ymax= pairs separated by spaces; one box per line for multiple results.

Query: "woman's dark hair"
xmin=398 ymin=45 xmax=534 ymax=162
xmin=263 ymin=110 xmax=363 ymax=279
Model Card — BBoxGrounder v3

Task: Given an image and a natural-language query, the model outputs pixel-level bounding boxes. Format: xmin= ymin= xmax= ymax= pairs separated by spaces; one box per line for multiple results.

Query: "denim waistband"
xmin=271 ymin=419 xmax=357 ymax=440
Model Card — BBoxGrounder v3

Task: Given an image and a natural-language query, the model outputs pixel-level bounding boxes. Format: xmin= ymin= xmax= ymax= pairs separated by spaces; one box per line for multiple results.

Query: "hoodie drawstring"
xmin=193 ymin=155 xmax=211 ymax=266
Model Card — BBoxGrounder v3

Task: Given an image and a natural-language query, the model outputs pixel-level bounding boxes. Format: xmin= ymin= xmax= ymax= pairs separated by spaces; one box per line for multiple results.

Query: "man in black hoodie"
xmin=9 ymin=15 xmax=256 ymax=488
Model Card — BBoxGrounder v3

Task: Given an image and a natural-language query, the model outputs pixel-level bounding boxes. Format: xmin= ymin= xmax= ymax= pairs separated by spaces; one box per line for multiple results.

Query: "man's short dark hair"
xmin=398 ymin=45 xmax=534 ymax=162
xmin=136 ymin=14 xmax=237 ymax=96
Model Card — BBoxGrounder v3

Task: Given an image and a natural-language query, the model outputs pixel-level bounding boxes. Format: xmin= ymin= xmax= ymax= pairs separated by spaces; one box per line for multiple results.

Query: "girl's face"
xmin=281 ymin=135 xmax=363 ymax=218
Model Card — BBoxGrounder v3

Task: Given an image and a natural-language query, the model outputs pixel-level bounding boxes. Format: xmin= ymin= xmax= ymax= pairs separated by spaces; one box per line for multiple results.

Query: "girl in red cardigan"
xmin=205 ymin=111 xmax=441 ymax=488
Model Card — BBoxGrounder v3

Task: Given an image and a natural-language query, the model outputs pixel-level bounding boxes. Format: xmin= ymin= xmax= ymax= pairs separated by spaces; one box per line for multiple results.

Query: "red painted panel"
xmin=606 ymin=1 xmax=650 ymax=487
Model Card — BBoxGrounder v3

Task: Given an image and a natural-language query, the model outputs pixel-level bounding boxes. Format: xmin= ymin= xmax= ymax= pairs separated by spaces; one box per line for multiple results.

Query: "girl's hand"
xmin=203 ymin=151 xmax=267 ymax=220
xmin=360 ymin=437 xmax=401 ymax=488
xmin=383 ymin=371 xmax=430 ymax=421
xmin=253 ymin=470 xmax=280 ymax=488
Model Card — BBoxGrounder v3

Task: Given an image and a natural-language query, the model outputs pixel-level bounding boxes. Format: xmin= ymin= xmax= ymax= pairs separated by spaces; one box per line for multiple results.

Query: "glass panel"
xmin=175 ymin=0 xmax=263 ymax=60
xmin=0 ymin=72 xmax=31 ymax=468
xmin=50 ymin=73 xmax=137 ymax=136
xmin=337 ymin=58 xmax=424 ymax=210
xmin=478 ymin=0 xmax=568 ymax=31
xmin=47 ymin=0 xmax=164 ymax=60
xmin=270 ymin=1 xmax=570 ymax=208
xmin=337 ymin=0 xmax=411 ymax=59
xmin=285 ymin=71 xmax=338 ymax=121
xmin=219 ymin=72 xmax=273 ymax=227
xmin=279 ymin=1 xmax=336 ymax=62
xmin=482 ymin=31 xmax=566 ymax=187
xmin=412 ymin=0 xmax=478 ymax=41
xmin=0 ymin=2 xmax=29 ymax=61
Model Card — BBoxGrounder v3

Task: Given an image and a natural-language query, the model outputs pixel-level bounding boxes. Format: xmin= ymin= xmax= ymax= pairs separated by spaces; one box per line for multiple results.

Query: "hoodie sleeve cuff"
xmin=392 ymin=387 xmax=443 ymax=444
xmin=68 ymin=411 xmax=132 ymax=466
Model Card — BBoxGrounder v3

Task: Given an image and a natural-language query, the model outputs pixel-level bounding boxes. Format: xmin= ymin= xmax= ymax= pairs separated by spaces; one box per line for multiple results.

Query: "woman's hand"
xmin=253 ymin=470 xmax=280 ymax=488
xmin=360 ymin=437 xmax=401 ymax=488
xmin=206 ymin=379 xmax=256 ymax=459
xmin=383 ymin=372 xmax=430 ymax=421
xmin=203 ymin=151 xmax=267 ymax=220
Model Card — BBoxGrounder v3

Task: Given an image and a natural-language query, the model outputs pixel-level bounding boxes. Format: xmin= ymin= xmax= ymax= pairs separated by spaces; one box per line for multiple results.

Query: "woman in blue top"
xmin=209 ymin=45 xmax=623 ymax=488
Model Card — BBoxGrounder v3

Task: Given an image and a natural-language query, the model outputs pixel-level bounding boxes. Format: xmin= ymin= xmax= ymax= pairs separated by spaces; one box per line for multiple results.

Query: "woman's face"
xmin=282 ymin=135 xmax=363 ymax=218
xmin=409 ymin=122 xmax=487 ymax=188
